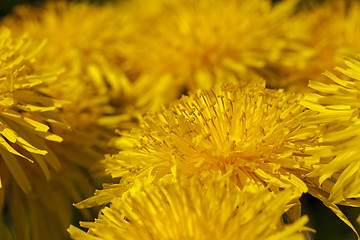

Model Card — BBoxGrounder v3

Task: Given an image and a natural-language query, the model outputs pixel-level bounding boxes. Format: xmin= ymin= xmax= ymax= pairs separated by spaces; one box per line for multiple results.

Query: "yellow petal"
xmin=23 ymin=117 xmax=49 ymax=132
xmin=308 ymin=187 xmax=359 ymax=239
xmin=0 ymin=127 xmax=17 ymax=143
xmin=0 ymin=135 xmax=33 ymax=162
xmin=67 ymin=225 xmax=100 ymax=240
xmin=0 ymin=148 xmax=32 ymax=194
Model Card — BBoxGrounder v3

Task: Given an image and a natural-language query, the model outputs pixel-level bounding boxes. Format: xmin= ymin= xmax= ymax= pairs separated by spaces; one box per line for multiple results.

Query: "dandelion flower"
xmin=1 ymin=3 xmax=133 ymax=238
xmin=1 ymin=3 xmax=128 ymax=237
xmin=0 ymin=26 xmax=65 ymax=194
xmin=0 ymin=26 xmax=94 ymax=240
xmin=3 ymin=1 xmax=131 ymax=129
xmin=269 ymin=0 xmax=360 ymax=91
xmin=301 ymin=56 xmax=360 ymax=204
xmin=2 ymin=0 xmax=130 ymax=176
xmin=106 ymin=0 xmax=310 ymax=120
xmin=77 ymin=81 xmax=329 ymax=214
xmin=69 ymin=173 xmax=310 ymax=240
xmin=109 ymin=82 xmax=323 ymax=192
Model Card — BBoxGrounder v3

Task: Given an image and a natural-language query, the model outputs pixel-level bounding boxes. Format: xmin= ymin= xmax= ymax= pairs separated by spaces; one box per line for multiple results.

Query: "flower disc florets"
xmin=105 ymin=82 xmax=324 ymax=196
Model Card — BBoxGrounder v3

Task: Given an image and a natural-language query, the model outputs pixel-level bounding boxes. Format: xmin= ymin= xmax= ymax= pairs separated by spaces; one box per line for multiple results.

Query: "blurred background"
xmin=1 ymin=0 xmax=360 ymax=239
xmin=0 ymin=0 xmax=111 ymax=16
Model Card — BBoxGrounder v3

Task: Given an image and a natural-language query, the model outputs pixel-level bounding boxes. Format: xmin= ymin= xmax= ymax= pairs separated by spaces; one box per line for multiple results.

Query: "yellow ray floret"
xmin=301 ymin=56 xmax=360 ymax=204
xmin=69 ymin=173 xmax=310 ymax=240
xmin=0 ymin=27 xmax=65 ymax=194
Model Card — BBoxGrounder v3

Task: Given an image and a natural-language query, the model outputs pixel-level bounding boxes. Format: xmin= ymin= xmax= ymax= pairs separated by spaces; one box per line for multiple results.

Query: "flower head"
xmin=3 ymin=1 xmax=130 ymax=129
xmin=301 ymin=56 xmax=360 ymax=204
xmin=109 ymin=0 xmax=310 ymax=117
xmin=1 ymin=3 xmax=128 ymax=237
xmin=269 ymin=0 xmax=360 ymax=91
xmin=76 ymin=82 xmax=329 ymax=210
xmin=110 ymin=82 xmax=322 ymax=191
xmin=0 ymin=26 xmax=97 ymax=240
xmin=69 ymin=173 xmax=309 ymax=240
xmin=2 ymin=2 xmax=142 ymax=177
xmin=2 ymin=0 xmax=125 ymax=175
xmin=0 ymin=26 xmax=65 ymax=194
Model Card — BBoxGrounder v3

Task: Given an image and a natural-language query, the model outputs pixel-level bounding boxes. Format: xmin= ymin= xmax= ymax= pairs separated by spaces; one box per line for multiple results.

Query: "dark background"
xmin=1 ymin=0 xmax=360 ymax=239
xmin=0 ymin=0 xmax=112 ymax=16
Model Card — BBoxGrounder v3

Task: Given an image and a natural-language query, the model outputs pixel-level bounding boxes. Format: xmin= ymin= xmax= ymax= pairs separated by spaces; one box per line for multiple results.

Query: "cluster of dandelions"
xmin=0 ymin=1 xmax=128 ymax=240
xmin=1 ymin=0 xmax=360 ymax=239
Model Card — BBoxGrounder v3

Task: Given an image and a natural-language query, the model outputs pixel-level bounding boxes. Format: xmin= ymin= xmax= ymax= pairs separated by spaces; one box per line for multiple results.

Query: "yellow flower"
xmin=78 ymin=81 xmax=360 ymax=234
xmin=76 ymin=81 xmax=329 ymax=217
xmin=0 ymin=26 xmax=64 ymax=194
xmin=1 ymin=3 xmax=133 ymax=238
xmin=2 ymin=1 xmax=137 ymax=179
xmin=3 ymin=1 xmax=130 ymax=129
xmin=99 ymin=0 xmax=310 ymax=123
xmin=0 ymin=27 xmax=96 ymax=240
xmin=2 ymin=3 xmax=128 ymax=237
xmin=301 ymin=56 xmax=360 ymax=204
xmin=69 ymin=173 xmax=309 ymax=240
xmin=104 ymin=82 xmax=322 ymax=192
xmin=268 ymin=0 xmax=360 ymax=91
xmin=3 ymin=0 xmax=127 ymax=172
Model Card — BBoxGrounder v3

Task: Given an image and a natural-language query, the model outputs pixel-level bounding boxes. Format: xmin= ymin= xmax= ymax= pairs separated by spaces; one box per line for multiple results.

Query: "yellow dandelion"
xmin=3 ymin=1 xmax=131 ymax=129
xmin=89 ymin=82 xmax=323 ymax=194
xmin=2 ymin=0 xmax=129 ymax=178
xmin=0 ymin=26 xmax=65 ymax=194
xmin=301 ymin=56 xmax=360 ymax=205
xmin=268 ymin=0 xmax=360 ymax=91
xmin=121 ymin=0 xmax=306 ymax=85
xmin=1 ymin=3 xmax=128 ymax=237
xmin=77 ymin=80 xmax=360 ymax=234
xmin=95 ymin=0 xmax=311 ymax=124
xmin=1 ymin=3 xmax=132 ymax=238
xmin=69 ymin=173 xmax=310 ymax=240
xmin=0 ymin=26 xmax=95 ymax=240
xmin=77 ymin=81 xmax=329 ymax=217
